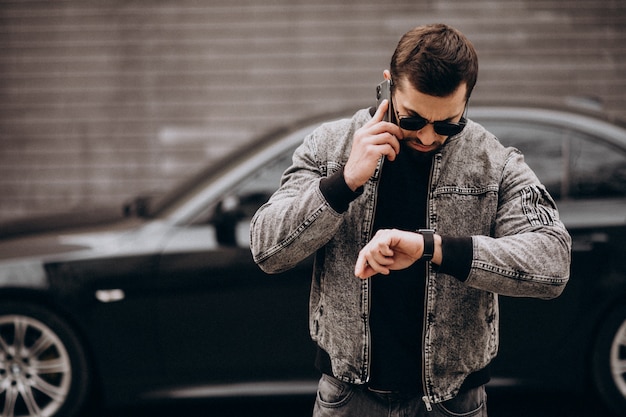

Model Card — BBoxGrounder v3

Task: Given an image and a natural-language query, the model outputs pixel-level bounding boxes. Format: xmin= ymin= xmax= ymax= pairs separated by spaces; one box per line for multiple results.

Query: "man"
xmin=250 ymin=23 xmax=571 ymax=417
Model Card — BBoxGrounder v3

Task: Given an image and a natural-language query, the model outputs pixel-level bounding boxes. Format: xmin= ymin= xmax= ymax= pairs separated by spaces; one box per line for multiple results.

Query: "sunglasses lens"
xmin=433 ymin=119 xmax=466 ymax=136
xmin=398 ymin=117 xmax=427 ymax=131
xmin=398 ymin=116 xmax=467 ymax=136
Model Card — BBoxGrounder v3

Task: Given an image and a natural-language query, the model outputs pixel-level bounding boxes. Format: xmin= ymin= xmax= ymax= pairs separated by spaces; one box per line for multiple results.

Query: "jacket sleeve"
xmin=250 ymin=131 xmax=348 ymax=274
xmin=466 ymin=150 xmax=572 ymax=299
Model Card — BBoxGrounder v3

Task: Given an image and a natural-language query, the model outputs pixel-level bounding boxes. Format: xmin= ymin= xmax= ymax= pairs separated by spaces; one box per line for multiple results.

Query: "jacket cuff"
xmin=319 ymin=167 xmax=363 ymax=213
xmin=436 ymin=236 xmax=473 ymax=282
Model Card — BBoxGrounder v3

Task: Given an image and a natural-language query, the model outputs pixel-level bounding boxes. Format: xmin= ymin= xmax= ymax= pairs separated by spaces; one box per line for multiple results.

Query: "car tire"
xmin=0 ymin=301 xmax=91 ymax=417
xmin=591 ymin=304 xmax=626 ymax=416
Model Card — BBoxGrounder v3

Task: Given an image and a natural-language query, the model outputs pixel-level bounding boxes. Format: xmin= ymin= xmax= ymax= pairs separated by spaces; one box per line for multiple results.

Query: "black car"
xmin=1 ymin=103 xmax=625 ymax=417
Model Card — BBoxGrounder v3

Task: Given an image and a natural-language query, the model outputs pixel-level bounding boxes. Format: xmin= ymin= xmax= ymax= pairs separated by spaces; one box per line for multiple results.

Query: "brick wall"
xmin=1 ymin=0 xmax=624 ymax=220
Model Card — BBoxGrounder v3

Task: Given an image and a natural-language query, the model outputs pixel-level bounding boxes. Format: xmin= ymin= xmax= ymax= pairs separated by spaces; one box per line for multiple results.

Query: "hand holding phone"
xmin=343 ymin=81 xmax=402 ymax=191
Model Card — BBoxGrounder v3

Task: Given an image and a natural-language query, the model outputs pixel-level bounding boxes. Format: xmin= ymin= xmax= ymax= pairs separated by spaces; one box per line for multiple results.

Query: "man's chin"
xmin=405 ymin=141 xmax=441 ymax=153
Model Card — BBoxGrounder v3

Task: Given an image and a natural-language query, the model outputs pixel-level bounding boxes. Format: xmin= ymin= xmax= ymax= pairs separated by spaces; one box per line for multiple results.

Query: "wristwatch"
xmin=417 ymin=229 xmax=435 ymax=262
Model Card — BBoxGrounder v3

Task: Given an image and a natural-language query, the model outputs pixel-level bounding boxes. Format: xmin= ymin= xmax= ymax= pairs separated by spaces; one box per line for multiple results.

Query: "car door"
xmin=152 ymin=143 xmax=318 ymax=395
xmin=479 ymin=116 xmax=626 ymax=386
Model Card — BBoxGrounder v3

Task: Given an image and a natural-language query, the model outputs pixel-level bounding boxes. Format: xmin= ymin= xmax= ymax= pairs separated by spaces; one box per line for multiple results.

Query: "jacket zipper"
xmin=364 ymin=156 xmax=385 ymax=383
xmin=421 ymin=154 xmax=438 ymax=412
xmin=421 ymin=261 xmax=433 ymax=411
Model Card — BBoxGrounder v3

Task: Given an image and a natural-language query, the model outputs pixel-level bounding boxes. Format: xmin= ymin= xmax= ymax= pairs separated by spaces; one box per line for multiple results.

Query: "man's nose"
xmin=416 ymin=124 xmax=439 ymax=145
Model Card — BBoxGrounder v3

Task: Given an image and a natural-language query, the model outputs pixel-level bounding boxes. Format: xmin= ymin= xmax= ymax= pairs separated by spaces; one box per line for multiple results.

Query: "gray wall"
xmin=1 ymin=0 xmax=624 ymax=220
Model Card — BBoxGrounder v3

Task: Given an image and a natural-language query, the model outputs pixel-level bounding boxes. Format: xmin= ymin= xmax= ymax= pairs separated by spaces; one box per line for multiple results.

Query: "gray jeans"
xmin=313 ymin=374 xmax=487 ymax=417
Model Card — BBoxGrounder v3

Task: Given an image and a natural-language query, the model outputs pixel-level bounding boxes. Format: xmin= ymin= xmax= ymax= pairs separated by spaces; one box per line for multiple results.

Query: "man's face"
xmin=392 ymin=80 xmax=468 ymax=153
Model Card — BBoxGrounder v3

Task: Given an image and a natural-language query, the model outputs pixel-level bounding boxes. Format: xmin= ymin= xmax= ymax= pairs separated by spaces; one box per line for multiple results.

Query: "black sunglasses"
xmin=393 ymin=100 xmax=468 ymax=137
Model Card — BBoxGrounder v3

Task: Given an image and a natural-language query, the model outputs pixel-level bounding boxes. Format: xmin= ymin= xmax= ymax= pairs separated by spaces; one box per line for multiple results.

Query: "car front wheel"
xmin=0 ymin=301 xmax=91 ymax=417
xmin=592 ymin=304 xmax=626 ymax=416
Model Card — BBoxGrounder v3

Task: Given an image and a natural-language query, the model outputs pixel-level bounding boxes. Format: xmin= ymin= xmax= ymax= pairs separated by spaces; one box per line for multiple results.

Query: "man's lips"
xmin=404 ymin=139 xmax=440 ymax=152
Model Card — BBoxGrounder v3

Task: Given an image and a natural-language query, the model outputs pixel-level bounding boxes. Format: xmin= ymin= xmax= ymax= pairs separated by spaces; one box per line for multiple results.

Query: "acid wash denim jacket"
xmin=250 ymin=108 xmax=571 ymax=408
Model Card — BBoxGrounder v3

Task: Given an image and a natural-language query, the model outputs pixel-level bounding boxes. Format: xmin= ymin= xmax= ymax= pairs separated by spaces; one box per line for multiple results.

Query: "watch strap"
xmin=417 ymin=229 xmax=435 ymax=262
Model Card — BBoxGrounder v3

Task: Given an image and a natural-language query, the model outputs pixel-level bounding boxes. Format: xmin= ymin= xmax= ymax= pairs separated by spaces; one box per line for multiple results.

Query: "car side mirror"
xmin=123 ymin=195 xmax=153 ymax=218
xmin=212 ymin=196 xmax=243 ymax=246
xmin=212 ymin=192 xmax=271 ymax=246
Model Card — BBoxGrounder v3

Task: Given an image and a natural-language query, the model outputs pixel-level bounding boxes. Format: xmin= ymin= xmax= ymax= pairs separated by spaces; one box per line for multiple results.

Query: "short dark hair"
xmin=390 ymin=24 xmax=478 ymax=100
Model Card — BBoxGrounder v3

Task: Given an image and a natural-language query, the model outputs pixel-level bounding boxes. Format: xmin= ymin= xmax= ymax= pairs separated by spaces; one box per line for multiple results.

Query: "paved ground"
xmin=100 ymin=388 xmax=617 ymax=417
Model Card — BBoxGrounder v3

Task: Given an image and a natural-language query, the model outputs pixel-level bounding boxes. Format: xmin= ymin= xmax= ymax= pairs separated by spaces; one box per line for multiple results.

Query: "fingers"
xmin=355 ymin=252 xmax=390 ymax=279
xmin=372 ymin=99 xmax=390 ymax=123
xmin=354 ymin=235 xmax=395 ymax=279
xmin=367 ymin=99 xmax=402 ymax=141
xmin=354 ymin=229 xmax=423 ymax=279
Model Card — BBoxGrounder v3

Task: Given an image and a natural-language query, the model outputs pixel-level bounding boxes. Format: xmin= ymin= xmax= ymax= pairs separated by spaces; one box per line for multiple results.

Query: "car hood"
xmin=0 ymin=215 xmax=146 ymax=261
xmin=0 ymin=205 xmax=130 ymax=238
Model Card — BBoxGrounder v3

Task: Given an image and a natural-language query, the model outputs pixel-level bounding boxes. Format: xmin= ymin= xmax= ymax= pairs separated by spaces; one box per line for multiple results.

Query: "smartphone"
xmin=376 ymin=80 xmax=393 ymax=122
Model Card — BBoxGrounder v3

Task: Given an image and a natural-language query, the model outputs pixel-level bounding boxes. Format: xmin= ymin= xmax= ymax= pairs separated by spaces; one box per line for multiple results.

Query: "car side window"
xmin=482 ymin=121 xmax=626 ymax=200
xmin=209 ymin=146 xmax=297 ymax=247
xmin=236 ymin=151 xmax=294 ymax=202
xmin=484 ymin=122 xmax=565 ymax=199
xmin=567 ymin=132 xmax=626 ymax=199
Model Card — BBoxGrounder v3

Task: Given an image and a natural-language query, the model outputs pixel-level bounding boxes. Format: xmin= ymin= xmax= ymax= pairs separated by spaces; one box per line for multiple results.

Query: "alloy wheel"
xmin=0 ymin=314 xmax=72 ymax=417
xmin=610 ymin=318 xmax=626 ymax=399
